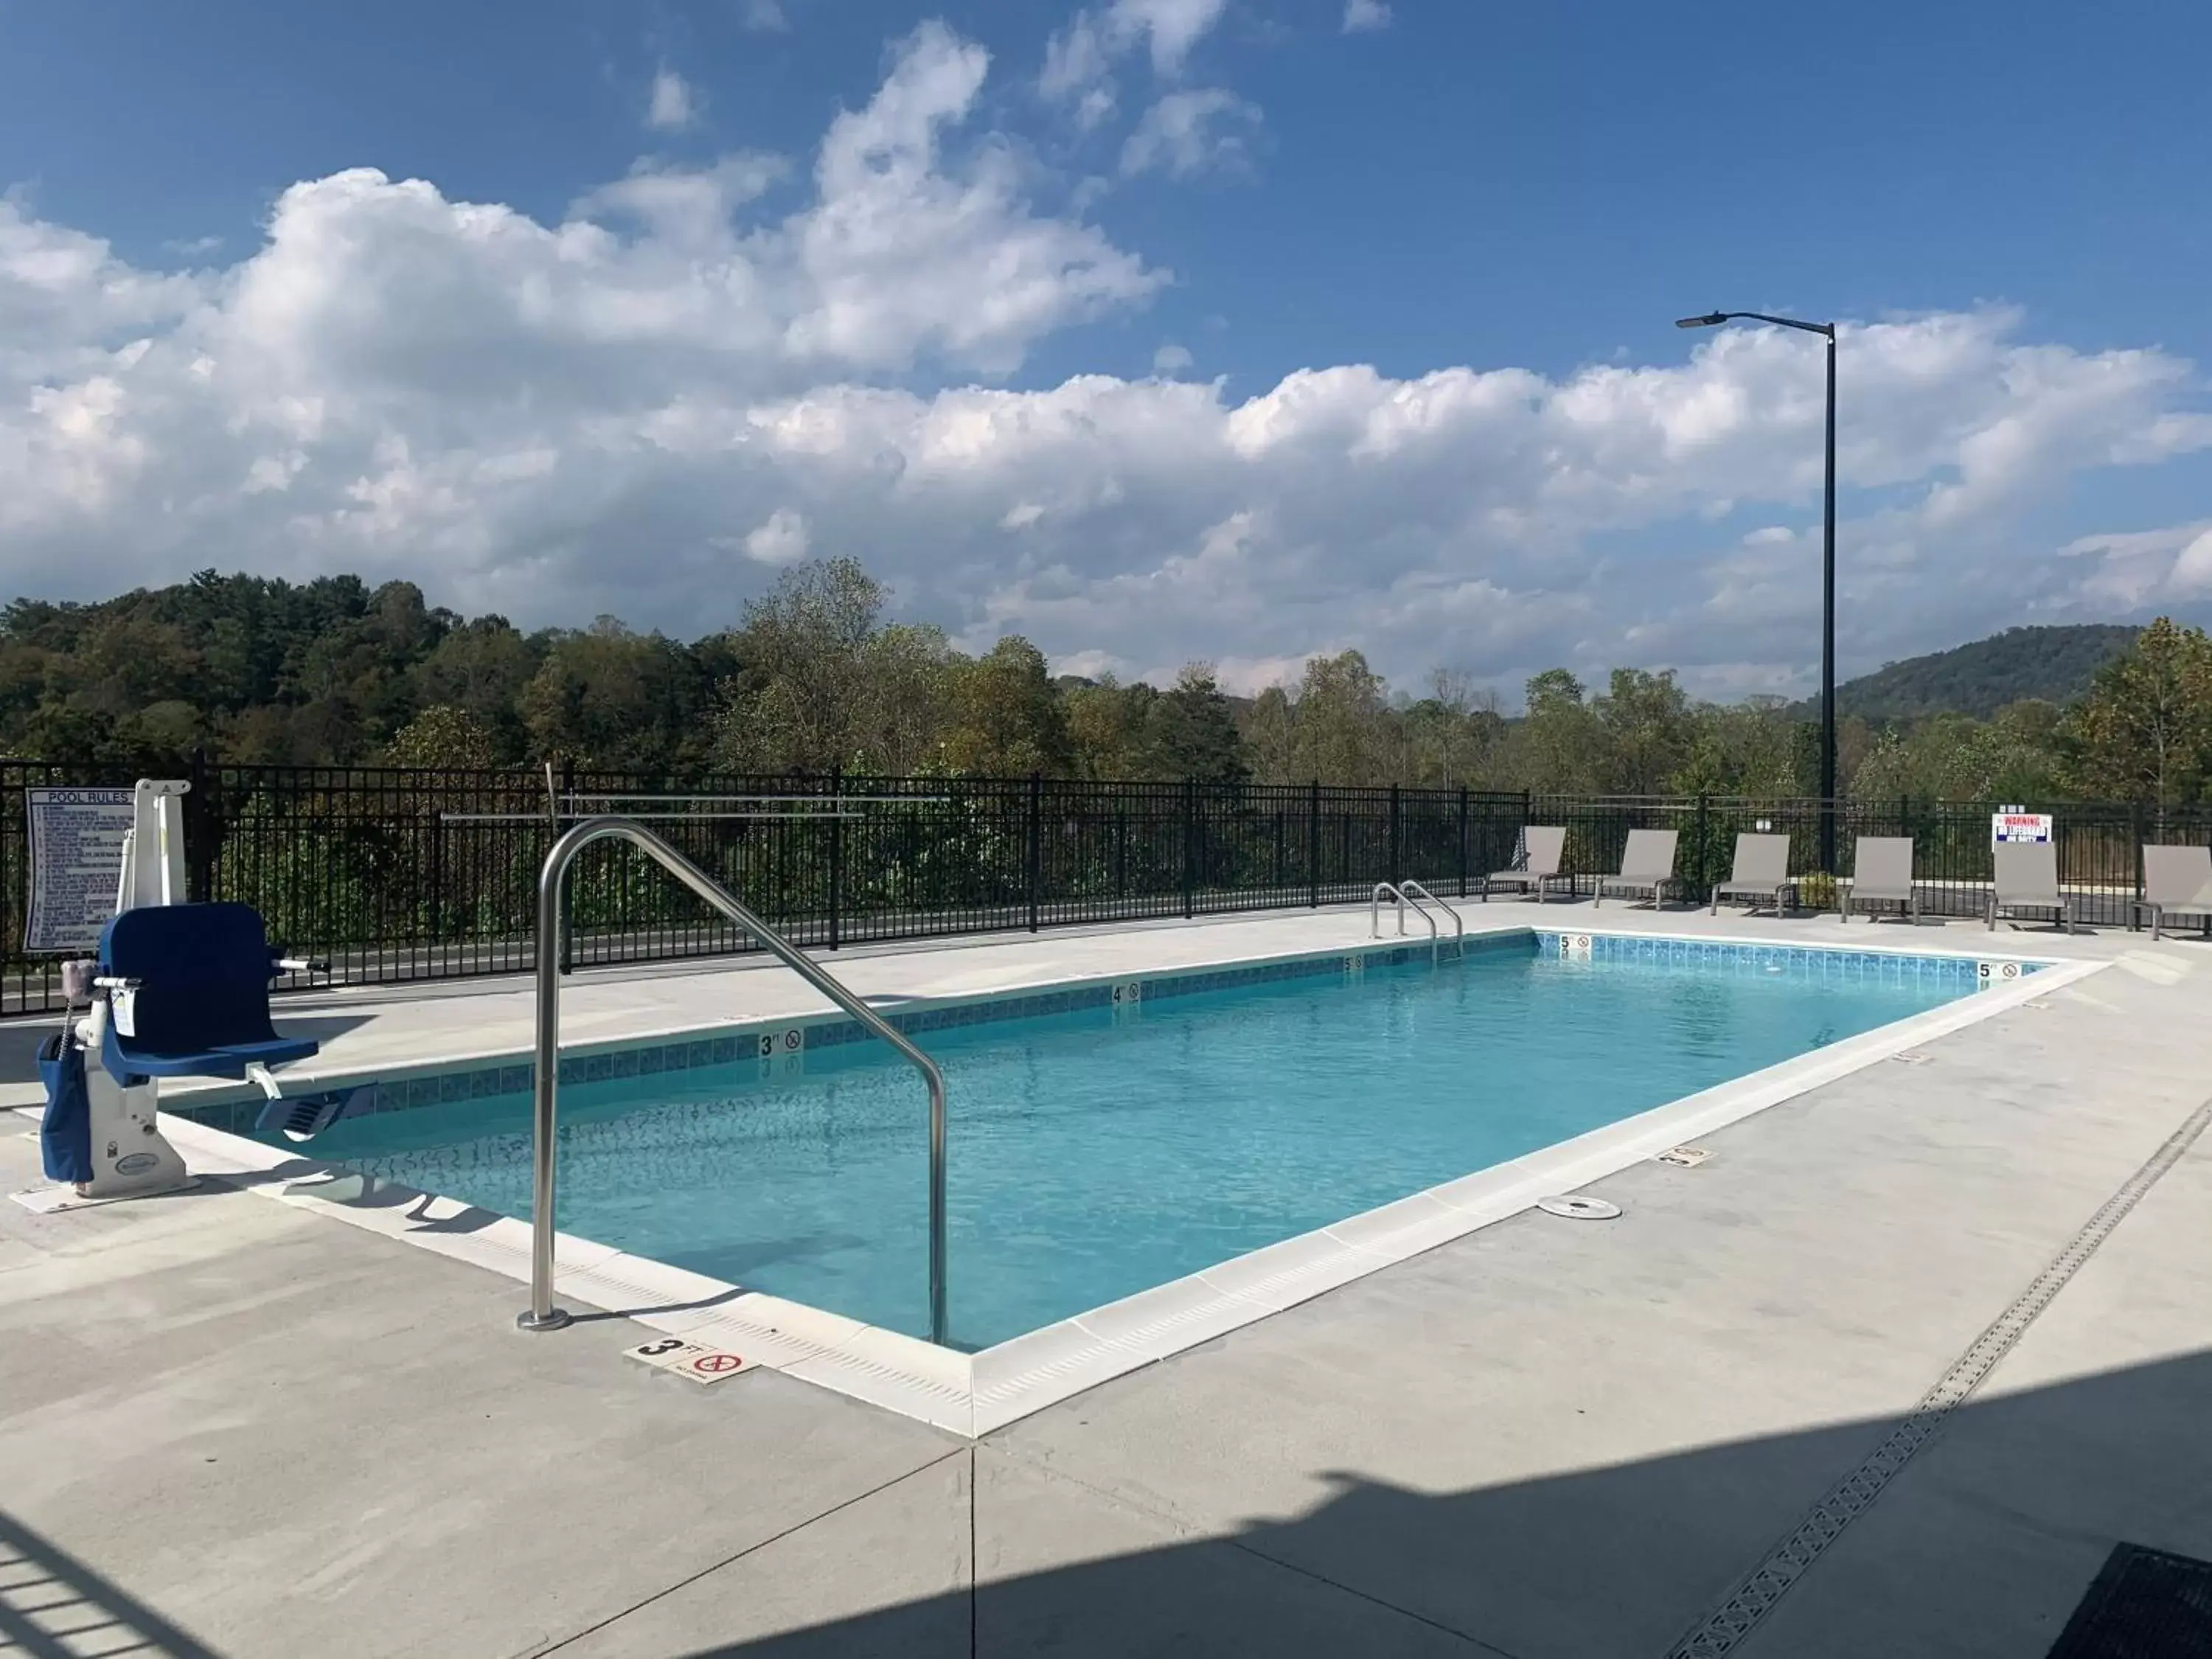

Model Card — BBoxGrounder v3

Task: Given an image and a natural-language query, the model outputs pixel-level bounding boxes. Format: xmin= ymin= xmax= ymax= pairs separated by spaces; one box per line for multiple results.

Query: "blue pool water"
xmin=273 ymin=940 xmax=1971 ymax=1349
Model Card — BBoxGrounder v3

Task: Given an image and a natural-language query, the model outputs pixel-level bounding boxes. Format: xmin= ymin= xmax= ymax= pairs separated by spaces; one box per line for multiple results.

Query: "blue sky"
xmin=2 ymin=0 xmax=2208 ymax=698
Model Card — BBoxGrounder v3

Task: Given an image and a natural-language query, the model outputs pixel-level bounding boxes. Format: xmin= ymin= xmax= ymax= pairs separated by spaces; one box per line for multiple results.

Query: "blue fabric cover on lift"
xmin=37 ymin=1032 xmax=92 ymax=1182
xmin=96 ymin=902 xmax=318 ymax=1083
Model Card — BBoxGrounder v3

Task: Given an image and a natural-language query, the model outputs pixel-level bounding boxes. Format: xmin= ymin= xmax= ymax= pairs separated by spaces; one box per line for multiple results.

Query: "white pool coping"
xmin=91 ymin=919 xmax=2103 ymax=1439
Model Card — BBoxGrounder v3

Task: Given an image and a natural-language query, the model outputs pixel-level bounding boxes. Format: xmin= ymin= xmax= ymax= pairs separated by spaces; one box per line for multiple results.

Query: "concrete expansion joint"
xmin=526 ymin=1446 xmax=970 ymax=1658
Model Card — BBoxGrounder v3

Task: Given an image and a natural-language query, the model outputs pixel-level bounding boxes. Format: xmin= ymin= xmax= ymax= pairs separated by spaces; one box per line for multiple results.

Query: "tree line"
xmin=4 ymin=560 xmax=2209 ymax=804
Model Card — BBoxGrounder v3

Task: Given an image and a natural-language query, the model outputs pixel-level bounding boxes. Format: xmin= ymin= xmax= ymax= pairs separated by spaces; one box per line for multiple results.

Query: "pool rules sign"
xmin=23 ymin=787 xmax=135 ymax=953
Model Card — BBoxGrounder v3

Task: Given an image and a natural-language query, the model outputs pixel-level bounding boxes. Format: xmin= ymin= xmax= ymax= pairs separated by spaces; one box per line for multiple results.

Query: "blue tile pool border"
xmin=167 ymin=930 xmax=2045 ymax=1138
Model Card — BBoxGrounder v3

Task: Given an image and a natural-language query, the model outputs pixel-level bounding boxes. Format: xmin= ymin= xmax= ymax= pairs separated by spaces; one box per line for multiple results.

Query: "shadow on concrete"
xmin=0 ymin=1508 xmax=226 ymax=1658
xmin=678 ymin=1349 xmax=2212 ymax=1659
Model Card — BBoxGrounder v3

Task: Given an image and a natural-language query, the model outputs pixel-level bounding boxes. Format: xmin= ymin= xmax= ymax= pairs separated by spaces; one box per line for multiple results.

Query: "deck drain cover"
xmin=1537 ymin=1195 xmax=1620 ymax=1220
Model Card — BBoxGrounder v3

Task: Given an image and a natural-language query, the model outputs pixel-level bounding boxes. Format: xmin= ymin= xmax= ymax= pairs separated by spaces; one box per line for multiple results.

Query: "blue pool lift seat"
xmin=96 ymin=902 xmax=319 ymax=1086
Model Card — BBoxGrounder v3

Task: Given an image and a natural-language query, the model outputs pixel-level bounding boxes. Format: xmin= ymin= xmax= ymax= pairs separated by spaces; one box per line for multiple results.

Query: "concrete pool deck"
xmin=4 ymin=900 xmax=2211 ymax=1655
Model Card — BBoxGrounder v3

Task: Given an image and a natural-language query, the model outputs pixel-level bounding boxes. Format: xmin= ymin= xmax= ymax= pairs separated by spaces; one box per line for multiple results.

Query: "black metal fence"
xmin=2 ymin=758 xmax=2205 ymax=1015
xmin=0 ymin=760 xmax=1531 ymax=1012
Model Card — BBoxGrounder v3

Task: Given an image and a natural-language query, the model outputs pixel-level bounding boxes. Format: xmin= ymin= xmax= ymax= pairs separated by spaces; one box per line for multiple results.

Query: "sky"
xmin=2 ymin=0 xmax=2209 ymax=703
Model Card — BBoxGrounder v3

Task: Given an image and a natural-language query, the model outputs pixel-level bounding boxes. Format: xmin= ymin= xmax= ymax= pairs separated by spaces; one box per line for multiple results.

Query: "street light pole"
xmin=1676 ymin=309 xmax=1840 ymax=872
xmin=1820 ymin=325 xmax=1837 ymax=874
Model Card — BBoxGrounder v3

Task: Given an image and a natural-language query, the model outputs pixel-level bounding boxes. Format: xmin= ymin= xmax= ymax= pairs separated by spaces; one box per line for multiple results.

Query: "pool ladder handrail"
xmin=1399 ymin=880 xmax=1465 ymax=950
xmin=517 ymin=816 xmax=950 ymax=1347
xmin=1370 ymin=880 xmax=1462 ymax=959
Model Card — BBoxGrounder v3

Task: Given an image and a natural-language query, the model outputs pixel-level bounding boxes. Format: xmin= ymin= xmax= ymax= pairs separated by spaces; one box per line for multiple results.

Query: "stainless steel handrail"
xmin=516 ymin=816 xmax=950 ymax=1346
xmin=1369 ymin=882 xmax=1438 ymax=950
xmin=1398 ymin=880 xmax=1464 ymax=948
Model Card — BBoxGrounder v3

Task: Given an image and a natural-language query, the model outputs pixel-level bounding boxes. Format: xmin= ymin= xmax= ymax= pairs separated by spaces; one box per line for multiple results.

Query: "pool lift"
xmin=16 ymin=779 xmax=363 ymax=1214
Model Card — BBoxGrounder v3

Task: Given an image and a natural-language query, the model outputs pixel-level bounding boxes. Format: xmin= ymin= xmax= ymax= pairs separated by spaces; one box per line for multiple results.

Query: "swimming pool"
xmin=225 ymin=933 xmax=2002 ymax=1351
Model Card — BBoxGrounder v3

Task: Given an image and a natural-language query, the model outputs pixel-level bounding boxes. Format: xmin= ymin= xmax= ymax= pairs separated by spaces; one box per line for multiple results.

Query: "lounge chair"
xmin=1595 ymin=828 xmax=1682 ymax=909
xmin=1840 ymin=836 xmax=1918 ymax=923
xmin=2135 ymin=844 xmax=2212 ymax=940
xmin=1481 ymin=825 xmax=1573 ymax=902
xmin=1986 ymin=841 xmax=2078 ymax=934
xmin=1709 ymin=832 xmax=1796 ymax=915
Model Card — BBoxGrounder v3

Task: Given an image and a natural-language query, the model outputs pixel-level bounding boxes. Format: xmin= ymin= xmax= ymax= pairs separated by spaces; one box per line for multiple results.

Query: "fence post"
xmin=1457 ymin=786 xmax=1470 ymax=898
xmin=1026 ymin=772 xmax=1042 ymax=933
xmin=2129 ymin=801 xmax=2143 ymax=927
xmin=557 ymin=758 xmax=574 ymax=975
xmin=1388 ymin=784 xmax=1402 ymax=888
xmin=827 ymin=763 xmax=843 ymax=950
xmin=428 ymin=790 xmax=444 ymax=944
xmin=1181 ymin=777 xmax=1197 ymax=920
xmin=184 ymin=747 xmax=214 ymax=903
xmin=1308 ymin=779 xmax=1321 ymax=908
xmin=1693 ymin=793 xmax=1709 ymax=898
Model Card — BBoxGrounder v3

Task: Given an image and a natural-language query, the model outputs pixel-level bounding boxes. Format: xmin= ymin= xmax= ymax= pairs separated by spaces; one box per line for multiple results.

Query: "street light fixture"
xmin=1676 ymin=308 xmax=1840 ymax=872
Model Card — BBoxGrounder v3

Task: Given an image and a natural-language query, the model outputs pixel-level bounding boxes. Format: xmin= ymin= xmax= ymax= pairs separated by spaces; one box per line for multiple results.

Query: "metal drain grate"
xmin=2045 ymin=1543 xmax=2212 ymax=1658
xmin=1664 ymin=1092 xmax=2212 ymax=1659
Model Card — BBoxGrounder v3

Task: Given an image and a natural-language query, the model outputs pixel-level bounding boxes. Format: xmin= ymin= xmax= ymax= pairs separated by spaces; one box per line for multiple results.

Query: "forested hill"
xmin=0 ymin=565 xmax=2194 ymax=806
xmin=1832 ymin=625 xmax=2141 ymax=721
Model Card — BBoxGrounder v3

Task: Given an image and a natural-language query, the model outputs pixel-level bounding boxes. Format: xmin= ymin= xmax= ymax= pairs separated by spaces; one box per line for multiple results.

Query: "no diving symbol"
xmin=692 ymin=1352 xmax=744 ymax=1374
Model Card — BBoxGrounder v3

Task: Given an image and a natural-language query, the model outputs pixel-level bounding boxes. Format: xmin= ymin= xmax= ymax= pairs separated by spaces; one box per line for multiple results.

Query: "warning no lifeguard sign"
xmin=624 ymin=1336 xmax=757 ymax=1385
xmin=1992 ymin=811 xmax=2054 ymax=844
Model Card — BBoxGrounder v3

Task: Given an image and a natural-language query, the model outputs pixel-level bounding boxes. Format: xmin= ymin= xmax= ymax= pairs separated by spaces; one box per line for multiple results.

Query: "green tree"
xmin=1287 ymin=651 xmax=1393 ymax=784
xmin=1140 ymin=663 xmax=1251 ymax=781
xmin=1401 ymin=670 xmax=1506 ymax=787
xmin=1674 ymin=698 xmax=1801 ymax=797
xmin=1240 ymin=685 xmax=1298 ymax=782
xmin=942 ymin=637 xmax=1071 ymax=776
xmin=1509 ymin=669 xmax=1603 ymax=793
xmin=411 ymin=619 xmax=540 ymax=762
xmin=383 ymin=705 xmax=498 ymax=770
xmin=712 ymin=557 xmax=886 ymax=772
xmin=2058 ymin=618 xmax=2212 ymax=806
xmin=521 ymin=618 xmax=704 ymax=771
xmin=1065 ymin=675 xmax=1153 ymax=780
xmin=854 ymin=622 xmax=958 ymax=774
xmin=1593 ymin=668 xmax=1693 ymax=795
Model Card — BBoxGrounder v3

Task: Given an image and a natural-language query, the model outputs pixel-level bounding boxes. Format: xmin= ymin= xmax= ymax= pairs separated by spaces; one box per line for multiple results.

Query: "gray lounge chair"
xmin=2135 ymin=844 xmax=2212 ymax=939
xmin=1709 ymin=832 xmax=1796 ymax=914
xmin=1986 ymin=841 xmax=2078 ymax=934
xmin=1840 ymin=836 xmax=1918 ymax=923
xmin=1595 ymin=828 xmax=1682 ymax=908
xmin=1481 ymin=825 xmax=1572 ymax=902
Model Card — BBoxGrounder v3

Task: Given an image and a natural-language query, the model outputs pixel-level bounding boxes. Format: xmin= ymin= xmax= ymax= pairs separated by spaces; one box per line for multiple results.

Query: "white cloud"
xmin=646 ymin=68 xmax=701 ymax=132
xmin=1121 ymin=89 xmax=1262 ymax=178
xmin=740 ymin=0 xmax=788 ymax=30
xmin=0 ymin=25 xmax=2207 ymax=700
xmin=2061 ymin=520 xmax=2212 ymax=607
xmin=1108 ymin=0 xmax=1230 ymax=74
xmin=1342 ymin=0 xmax=1392 ymax=32
xmin=1153 ymin=342 xmax=1193 ymax=373
xmin=1040 ymin=0 xmax=1231 ymax=124
xmin=1040 ymin=15 xmax=1118 ymax=128
xmin=743 ymin=506 xmax=810 ymax=564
